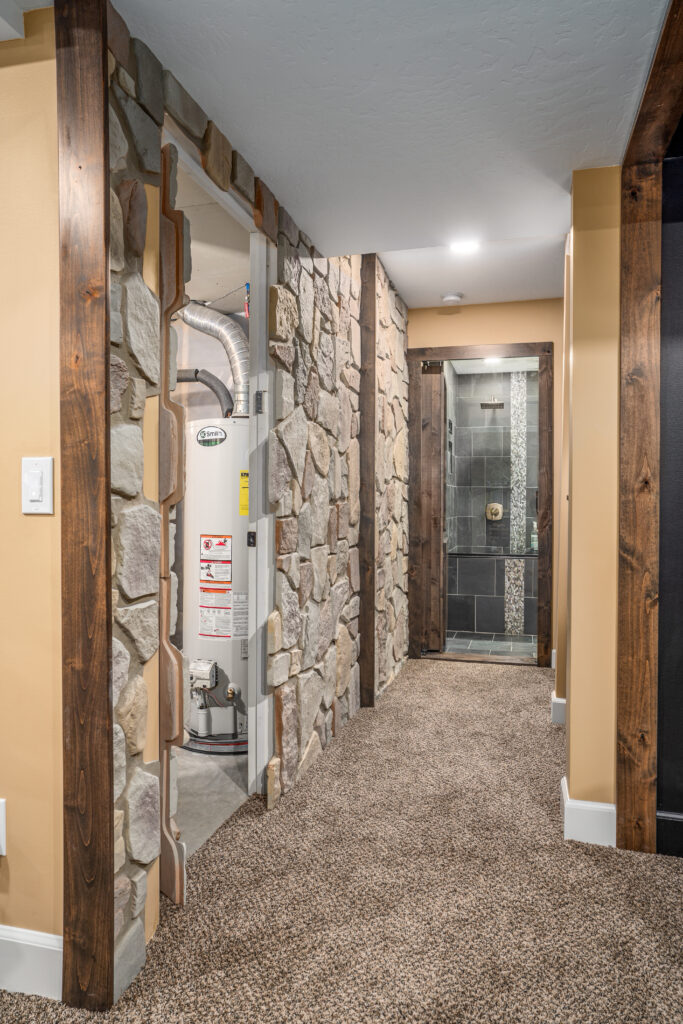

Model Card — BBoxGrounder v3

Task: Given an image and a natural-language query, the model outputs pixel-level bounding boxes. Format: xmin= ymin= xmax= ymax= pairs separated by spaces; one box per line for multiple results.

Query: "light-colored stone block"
xmin=123 ymin=272 xmax=160 ymax=384
xmin=124 ymin=767 xmax=160 ymax=865
xmin=111 ymin=423 xmax=144 ymax=498
xmin=117 ymin=503 xmax=161 ymax=600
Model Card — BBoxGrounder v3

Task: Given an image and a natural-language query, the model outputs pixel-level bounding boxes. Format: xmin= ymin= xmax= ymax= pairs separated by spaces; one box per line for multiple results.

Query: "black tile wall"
xmin=476 ymin=595 xmax=505 ymax=634
xmin=449 ymin=594 xmax=475 ymax=632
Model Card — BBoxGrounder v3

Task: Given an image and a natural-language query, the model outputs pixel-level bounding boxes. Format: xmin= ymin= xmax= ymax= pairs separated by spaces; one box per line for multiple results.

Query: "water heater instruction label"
xmin=201 ymin=534 xmax=232 ymax=561
xmin=199 ymin=586 xmax=232 ymax=637
xmin=199 ymin=535 xmax=233 ymax=636
xmin=233 ymin=592 xmax=248 ymax=638
xmin=200 ymin=559 xmax=231 ymax=583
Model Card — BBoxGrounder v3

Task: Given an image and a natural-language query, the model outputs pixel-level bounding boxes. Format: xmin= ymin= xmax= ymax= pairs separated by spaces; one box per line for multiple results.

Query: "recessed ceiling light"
xmin=484 ymin=357 xmax=501 ymax=364
xmin=442 ymin=292 xmax=464 ymax=305
xmin=449 ymin=238 xmax=481 ymax=255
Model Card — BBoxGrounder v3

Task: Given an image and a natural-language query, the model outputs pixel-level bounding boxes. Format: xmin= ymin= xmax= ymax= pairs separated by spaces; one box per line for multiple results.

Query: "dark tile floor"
xmin=445 ymin=631 xmax=537 ymax=658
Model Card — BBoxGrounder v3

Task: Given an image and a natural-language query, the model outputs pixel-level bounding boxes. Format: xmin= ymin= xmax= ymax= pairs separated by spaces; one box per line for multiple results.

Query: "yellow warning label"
xmin=239 ymin=470 xmax=249 ymax=516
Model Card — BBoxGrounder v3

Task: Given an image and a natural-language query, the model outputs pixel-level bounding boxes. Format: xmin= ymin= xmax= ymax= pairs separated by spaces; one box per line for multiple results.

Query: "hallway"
xmin=3 ymin=661 xmax=682 ymax=1024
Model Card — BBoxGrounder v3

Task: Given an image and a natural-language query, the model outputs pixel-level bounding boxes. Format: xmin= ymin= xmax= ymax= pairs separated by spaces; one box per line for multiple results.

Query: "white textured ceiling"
xmin=50 ymin=1 xmax=673 ymax=306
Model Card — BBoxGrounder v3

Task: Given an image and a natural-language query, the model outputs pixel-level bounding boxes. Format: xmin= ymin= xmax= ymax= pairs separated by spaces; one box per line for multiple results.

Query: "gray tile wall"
xmin=447 ymin=553 xmax=538 ymax=635
xmin=451 ymin=369 xmax=539 ymax=554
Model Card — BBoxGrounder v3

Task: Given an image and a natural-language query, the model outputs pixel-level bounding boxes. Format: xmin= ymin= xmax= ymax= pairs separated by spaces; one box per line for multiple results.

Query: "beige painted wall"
xmin=565 ymin=167 xmax=620 ymax=804
xmin=0 ymin=9 xmax=62 ymax=935
xmin=407 ymin=298 xmax=565 ymax=638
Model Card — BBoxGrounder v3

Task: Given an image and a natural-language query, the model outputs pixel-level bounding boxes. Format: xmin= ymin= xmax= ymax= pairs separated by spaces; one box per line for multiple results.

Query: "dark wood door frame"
xmin=55 ymin=0 xmax=114 ymax=1009
xmin=618 ymin=0 xmax=683 ymax=853
xmin=407 ymin=342 xmax=553 ymax=668
xmin=358 ymin=253 xmax=377 ymax=707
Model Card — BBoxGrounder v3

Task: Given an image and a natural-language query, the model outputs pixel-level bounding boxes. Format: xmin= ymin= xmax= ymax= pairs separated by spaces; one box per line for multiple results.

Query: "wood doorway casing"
xmin=407 ymin=343 xmax=554 ymax=668
xmin=617 ymin=0 xmax=683 ymax=853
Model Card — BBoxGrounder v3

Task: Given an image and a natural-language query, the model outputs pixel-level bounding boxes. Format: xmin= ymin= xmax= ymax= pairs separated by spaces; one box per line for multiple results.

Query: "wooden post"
xmin=55 ymin=0 xmax=114 ymax=1008
xmin=617 ymin=0 xmax=683 ymax=852
xmin=358 ymin=254 xmax=377 ymax=706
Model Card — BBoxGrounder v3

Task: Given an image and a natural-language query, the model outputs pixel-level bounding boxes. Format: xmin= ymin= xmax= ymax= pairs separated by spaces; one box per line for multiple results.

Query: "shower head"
xmin=480 ymin=395 xmax=504 ymax=410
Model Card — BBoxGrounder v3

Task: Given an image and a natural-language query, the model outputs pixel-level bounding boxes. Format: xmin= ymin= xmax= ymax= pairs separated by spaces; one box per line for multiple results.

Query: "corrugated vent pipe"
xmin=178 ymin=301 xmax=249 ymax=417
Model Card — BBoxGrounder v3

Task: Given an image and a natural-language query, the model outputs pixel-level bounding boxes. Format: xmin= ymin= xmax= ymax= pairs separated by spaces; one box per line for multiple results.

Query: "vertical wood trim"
xmin=617 ymin=161 xmax=661 ymax=852
xmin=55 ymin=0 xmax=113 ymax=1008
xmin=537 ymin=350 xmax=554 ymax=668
xmin=359 ymin=254 xmax=377 ymax=707
xmin=407 ymin=361 xmax=424 ymax=656
xmin=158 ymin=145 xmax=187 ymax=903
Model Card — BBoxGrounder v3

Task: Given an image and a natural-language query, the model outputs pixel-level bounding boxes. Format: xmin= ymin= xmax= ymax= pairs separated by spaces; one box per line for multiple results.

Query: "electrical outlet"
xmin=0 ymin=798 xmax=6 ymax=856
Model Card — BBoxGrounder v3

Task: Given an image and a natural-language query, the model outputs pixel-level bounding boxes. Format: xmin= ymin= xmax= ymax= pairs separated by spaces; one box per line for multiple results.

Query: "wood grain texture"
xmin=359 ymin=254 xmax=377 ymax=707
xmin=537 ymin=351 xmax=554 ymax=668
xmin=617 ymin=161 xmax=662 ymax=853
xmin=624 ymin=0 xmax=683 ymax=166
xmin=424 ymin=652 xmax=537 ymax=667
xmin=55 ymin=0 xmax=113 ymax=1008
xmin=408 ymin=342 xmax=554 ymax=363
xmin=159 ymin=144 xmax=187 ymax=902
xmin=407 ymin=361 xmax=424 ymax=656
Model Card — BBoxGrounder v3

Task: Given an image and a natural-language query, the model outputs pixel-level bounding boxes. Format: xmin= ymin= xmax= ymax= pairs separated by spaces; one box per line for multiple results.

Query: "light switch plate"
xmin=0 ymin=799 xmax=5 ymax=856
xmin=22 ymin=457 xmax=53 ymax=514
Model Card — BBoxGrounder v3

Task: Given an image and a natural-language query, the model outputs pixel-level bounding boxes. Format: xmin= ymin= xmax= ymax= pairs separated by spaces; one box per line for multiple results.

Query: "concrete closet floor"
xmin=174 ymin=749 xmax=248 ymax=858
xmin=3 ymin=660 xmax=682 ymax=1023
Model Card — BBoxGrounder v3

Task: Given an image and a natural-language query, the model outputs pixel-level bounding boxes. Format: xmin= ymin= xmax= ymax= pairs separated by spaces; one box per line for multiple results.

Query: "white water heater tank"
xmin=183 ymin=416 xmax=249 ymax=743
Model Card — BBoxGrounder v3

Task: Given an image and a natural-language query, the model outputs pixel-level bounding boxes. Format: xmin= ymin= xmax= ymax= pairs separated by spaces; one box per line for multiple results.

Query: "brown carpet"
xmin=3 ymin=660 xmax=682 ymax=1023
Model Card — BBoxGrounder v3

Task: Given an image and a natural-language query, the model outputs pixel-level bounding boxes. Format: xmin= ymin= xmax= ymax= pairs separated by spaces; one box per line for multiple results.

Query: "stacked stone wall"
xmin=108 ymin=51 xmax=165 ymax=984
xmin=267 ymin=242 xmax=363 ymax=793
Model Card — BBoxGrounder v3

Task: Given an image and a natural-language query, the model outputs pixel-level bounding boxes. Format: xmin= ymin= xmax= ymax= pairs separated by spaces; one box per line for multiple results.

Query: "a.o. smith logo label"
xmin=197 ymin=426 xmax=227 ymax=447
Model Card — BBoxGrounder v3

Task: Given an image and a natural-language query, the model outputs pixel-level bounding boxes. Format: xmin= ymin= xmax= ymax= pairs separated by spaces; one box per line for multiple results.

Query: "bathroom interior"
xmin=444 ymin=356 xmax=539 ymax=660
xmin=169 ymin=161 xmax=252 ymax=857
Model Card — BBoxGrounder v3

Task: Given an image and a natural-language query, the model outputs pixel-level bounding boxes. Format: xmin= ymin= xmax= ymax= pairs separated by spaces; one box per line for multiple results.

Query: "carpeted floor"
xmin=3 ymin=660 xmax=682 ymax=1023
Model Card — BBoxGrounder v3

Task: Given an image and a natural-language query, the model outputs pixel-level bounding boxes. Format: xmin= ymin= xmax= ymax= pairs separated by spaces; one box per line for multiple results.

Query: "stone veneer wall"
xmin=266 ymin=243 xmax=363 ymax=795
xmin=108 ymin=42 xmax=171 ymax=991
xmin=374 ymin=260 xmax=410 ymax=691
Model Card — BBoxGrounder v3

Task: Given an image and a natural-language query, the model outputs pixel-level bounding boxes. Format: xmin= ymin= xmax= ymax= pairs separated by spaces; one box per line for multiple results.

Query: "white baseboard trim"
xmin=550 ymin=689 xmax=566 ymax=725
xmin=0 ymin=924 xmax=63 ymax=1000
xmin=551 ymin=648 xmax=557 ymax=670
xmin=561 ymin=776 xmax=616 ymax=848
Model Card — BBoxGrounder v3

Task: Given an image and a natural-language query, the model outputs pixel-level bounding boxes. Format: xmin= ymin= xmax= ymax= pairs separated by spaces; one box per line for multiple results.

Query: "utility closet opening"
xmin=170 ymin=164 xmax=252 ymax=857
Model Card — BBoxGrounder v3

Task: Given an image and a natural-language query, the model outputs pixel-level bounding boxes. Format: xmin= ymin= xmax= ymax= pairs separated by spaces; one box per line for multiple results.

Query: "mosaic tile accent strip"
xmin=504 ymin=557 xmax=525 ymax=635
xmin=509 ymin=371 xmax=527 ymax=554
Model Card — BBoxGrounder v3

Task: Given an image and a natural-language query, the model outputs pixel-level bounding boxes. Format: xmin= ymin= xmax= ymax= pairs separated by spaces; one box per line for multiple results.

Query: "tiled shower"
xmin=445 ymin=358 xmax=538 ymax=657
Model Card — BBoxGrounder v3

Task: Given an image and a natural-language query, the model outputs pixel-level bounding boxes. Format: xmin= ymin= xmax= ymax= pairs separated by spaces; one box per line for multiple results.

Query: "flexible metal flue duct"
xmin=178 ymin=301 xmax=250 ymax=417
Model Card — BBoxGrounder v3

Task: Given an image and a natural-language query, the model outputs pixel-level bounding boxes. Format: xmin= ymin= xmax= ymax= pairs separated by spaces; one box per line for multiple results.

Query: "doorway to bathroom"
xmin=407 ymin=343 xmax=553 ymax=667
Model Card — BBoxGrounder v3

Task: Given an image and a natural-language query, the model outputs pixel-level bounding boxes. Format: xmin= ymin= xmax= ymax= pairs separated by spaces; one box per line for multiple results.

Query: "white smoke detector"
xmin=442 ymin=292 xmax=464 ymax=305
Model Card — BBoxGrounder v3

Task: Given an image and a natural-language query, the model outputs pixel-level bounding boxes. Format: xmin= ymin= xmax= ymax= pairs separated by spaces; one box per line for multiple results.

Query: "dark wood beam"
xmin=55 ymin=0 xmax=113 ymax=1008
xmin=407 ymin=361 xmax=424 ymax=657
xmin=358 ymin=254 xmax=377 ymax=707
xmin=407 ymin=342 xmax=553 ymax=363
xmin=624 ymin=0 xmax=683 ymax=166
xmin=616 ymin=0 xmax=683 ymax=854
xmin=617 ymin=161 xmax=661 ymax=853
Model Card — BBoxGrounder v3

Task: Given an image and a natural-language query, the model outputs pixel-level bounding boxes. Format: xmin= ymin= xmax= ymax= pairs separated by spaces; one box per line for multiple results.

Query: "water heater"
xmin=183 ymin=415 xmax=249 ymax=752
